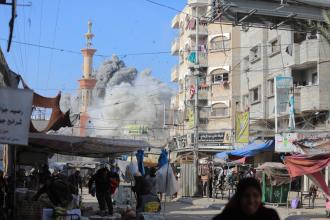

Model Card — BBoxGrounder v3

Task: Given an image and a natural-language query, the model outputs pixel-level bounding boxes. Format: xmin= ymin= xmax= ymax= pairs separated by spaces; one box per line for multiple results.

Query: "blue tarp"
xmin=215 ymin=139 xmax=275 ymax=160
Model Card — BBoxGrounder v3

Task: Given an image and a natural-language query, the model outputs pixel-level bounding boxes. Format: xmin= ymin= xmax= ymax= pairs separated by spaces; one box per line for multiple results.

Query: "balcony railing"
xmin=293 ymin=39 xmax=319 ymax=65
xmin=294 ymin=85 xmax=325 ymax=112
xmin=188 ymin=0 xmax=209 ymax=6
xmin=187 ymin=24 xmax=208 ymax=37
xmin=187 ymin=52 xmax=208 ymax=68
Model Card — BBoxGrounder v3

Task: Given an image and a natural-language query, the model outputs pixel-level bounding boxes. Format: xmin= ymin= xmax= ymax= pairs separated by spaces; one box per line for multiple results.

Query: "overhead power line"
xmin=2 ymin=38 xmax=324 ymax=58
xmin=143 ymin=0 xmax=199 ymax=19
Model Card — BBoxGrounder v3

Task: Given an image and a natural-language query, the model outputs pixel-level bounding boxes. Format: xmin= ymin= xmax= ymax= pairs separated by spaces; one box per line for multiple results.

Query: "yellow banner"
xmin=187 ymin=108 xmax=194 ymax=129
xmin=127 ymin=125 xmax=148 ymax=135
xmin=235 ymin=112 xmax=249 ymax=143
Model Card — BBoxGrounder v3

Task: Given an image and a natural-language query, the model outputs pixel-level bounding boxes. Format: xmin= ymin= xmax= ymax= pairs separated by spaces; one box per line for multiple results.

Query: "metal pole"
xmin=163 ymin=104 xmax=166 ymax=129
xmin=274 ymin=76 xmax=278 ymax=133
xmin=193 ymin=6 xmax=200 ymax=196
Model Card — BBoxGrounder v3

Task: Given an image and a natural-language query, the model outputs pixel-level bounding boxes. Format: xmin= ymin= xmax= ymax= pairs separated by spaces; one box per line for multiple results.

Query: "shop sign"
xmin=198 ymin=132 xmax=225 ymax=145
xmin=177 ymin=135 xmax=187 ymax=149
xmin=127 ymin=125 xmax=148 ymax=135
xmin=0 ymin=88 xmax=33 ymax=145
xmin=275 ymin=133 xmax=302 ymax=152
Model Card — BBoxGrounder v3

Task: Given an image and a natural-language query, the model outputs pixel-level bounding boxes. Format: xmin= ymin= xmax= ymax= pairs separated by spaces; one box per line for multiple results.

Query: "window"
xmin=199 ymin=118 xmax=209 ymax=124
xmin=270 ymin=38 xmax=280 ymax=55
xmin=312 ymin=73 xmax=318 ymax=85
xmin=211 ymin=68 xmax=229 ymax=84
xmin=211 ymin=103 xmax=229 ymax=117
xmin=249 ymin=85 xmax=261 ymax=104
xmin=250 ymin=44 xmax=261 ymax=63
xmin=267 ymin=79 xmax=274 ymax=97
xmin=210 ymin=36 xmax=230 ymax=51
xmin=213 ymin=73 xmax=229 ymax=83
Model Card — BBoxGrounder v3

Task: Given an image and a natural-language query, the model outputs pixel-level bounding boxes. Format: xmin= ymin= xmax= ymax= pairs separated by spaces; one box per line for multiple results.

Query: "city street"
xmin=1 ymin=0 xmax=330 ymax=219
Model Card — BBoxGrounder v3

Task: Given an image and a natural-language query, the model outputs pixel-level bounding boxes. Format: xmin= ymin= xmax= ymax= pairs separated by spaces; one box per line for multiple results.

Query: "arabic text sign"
xmin=275 ymin=133 xmax=301 ymax=153
xmin=0 ymin=88 xmax=33 ymax=145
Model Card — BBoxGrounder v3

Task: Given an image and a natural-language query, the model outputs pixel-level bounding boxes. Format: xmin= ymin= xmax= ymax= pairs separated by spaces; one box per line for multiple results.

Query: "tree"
xmin=319 ymin=10 xmax=330 ymax=44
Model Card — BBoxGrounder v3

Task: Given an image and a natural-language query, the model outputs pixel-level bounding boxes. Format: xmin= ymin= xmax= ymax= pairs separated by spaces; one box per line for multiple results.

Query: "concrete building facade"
xmin=239 ymin=28 xmax=330 ymax=137
xmin=169 ymin=0 xmax=240 ymax=162
xmin=239 ymin=28 xmax=330 ymax=189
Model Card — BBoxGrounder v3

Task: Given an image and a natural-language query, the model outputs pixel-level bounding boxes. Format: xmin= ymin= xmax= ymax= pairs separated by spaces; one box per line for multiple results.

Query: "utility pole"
xmin=193 ymin=6 xmax=200 ymax=196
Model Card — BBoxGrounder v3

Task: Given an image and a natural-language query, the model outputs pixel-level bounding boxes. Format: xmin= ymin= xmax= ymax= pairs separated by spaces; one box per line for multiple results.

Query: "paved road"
xmin=163 ymin=201 xmax=220 ymax=220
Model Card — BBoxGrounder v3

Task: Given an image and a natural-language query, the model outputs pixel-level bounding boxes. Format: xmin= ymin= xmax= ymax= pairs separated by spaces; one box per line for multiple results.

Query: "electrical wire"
xmin=46 ymin=0 xmax=62 ymax=89
xmin=142 ymin=0 xmax=203 ymax=19
xmin=36 ymin=0 xmax=44 ymax=86
xmin=1 ymin=37 xmax=325 ymax=58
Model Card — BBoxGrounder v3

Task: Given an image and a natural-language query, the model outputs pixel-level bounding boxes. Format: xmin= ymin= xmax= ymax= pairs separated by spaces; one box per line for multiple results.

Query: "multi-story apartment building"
xmin=239 ymin=28 xmax=330 ymax=190
xmin=239 ymin=28 xmax=330 ymax=136
xmin=169 ymin=0 xmax=240 ymax=165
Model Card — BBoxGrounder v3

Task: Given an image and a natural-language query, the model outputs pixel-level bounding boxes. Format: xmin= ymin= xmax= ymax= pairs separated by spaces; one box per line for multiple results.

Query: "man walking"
xmin=68 ymin=170 xmax=83 ymax=195
xmin=88 ymin=167 xmax=113 ymax=216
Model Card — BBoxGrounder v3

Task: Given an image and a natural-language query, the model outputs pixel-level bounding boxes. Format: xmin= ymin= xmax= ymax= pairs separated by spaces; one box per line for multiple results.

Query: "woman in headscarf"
xmin=213 ymin=177 xmax=280 ymax=220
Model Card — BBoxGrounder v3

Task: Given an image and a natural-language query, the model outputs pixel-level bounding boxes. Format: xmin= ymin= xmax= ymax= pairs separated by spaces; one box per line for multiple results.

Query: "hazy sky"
xmin=0 ymin=0 xmax=186 ymax=96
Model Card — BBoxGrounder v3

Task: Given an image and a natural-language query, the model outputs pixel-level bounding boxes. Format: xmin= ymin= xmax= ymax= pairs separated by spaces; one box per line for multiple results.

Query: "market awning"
xmin=256 ymin=162 xmax=290 ymax=186
xmin=215 ymin=139 xmax=274 ymax=160
xmin=284 ymin=153 xmax=330 ymax=198
xmin=284 ymin=153 xmax=330 ymax=178
xmin=17 ymin=133 xmax=151 ymax=158
xmin=213 ymin=156 xmax=246 ymax=165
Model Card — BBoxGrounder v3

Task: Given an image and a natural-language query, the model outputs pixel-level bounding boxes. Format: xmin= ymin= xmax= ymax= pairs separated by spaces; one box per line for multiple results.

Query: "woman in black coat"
xmin=213 ymin=177 xmax=280 ymax=220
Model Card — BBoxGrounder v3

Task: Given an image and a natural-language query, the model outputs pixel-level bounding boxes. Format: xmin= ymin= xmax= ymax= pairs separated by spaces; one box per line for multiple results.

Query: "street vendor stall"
xmin=11 ymin=132 xmax=151 ymax=220
xmin=284 ymin=153 xmax=330 ymax=215
xmin=256 ymin=162 xmax=291 ymax=205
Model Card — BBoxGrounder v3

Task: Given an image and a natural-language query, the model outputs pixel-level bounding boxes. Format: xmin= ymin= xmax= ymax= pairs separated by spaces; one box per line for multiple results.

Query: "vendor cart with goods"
xmin=256 ymin=162 xmax=291 ymax=205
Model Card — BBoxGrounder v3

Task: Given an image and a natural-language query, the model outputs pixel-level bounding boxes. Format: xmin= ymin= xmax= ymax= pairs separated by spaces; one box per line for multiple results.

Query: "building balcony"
xmin=187 ymin=87 xmax=209 ymax=101
xmin=171 ymin=38 xmax=180 ymax=55
xmin=294 ymin=85 xmax=329 ymax=113
xmin=293 ymin=39 xmax=319 ymax=65
xmin=187 ymin=52 xmax=208 ymax=68
xmin=188 ymin=0 xmax=209 ymax=6
xmin=171 ymin=65 xmax=179 ymax=82
xmin=187 ymin=24 xmax=208 ymax=38
xmin=172 ymin=14 xmax=180 ymax=29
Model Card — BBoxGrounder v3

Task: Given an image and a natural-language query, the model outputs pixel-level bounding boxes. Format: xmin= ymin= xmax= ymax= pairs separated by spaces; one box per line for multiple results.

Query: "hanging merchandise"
xmin=156 ymin=163 xmax=178 ymax=196
xmin=156 ymin=149 xmax=178 ymax=195
xmin=136 ymin=149 xmax=145 ymax=176
xmin=125 ymin=161 xmax=139 ymax=182
xmin=158 ymin=149 xmax=168 ymax=168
